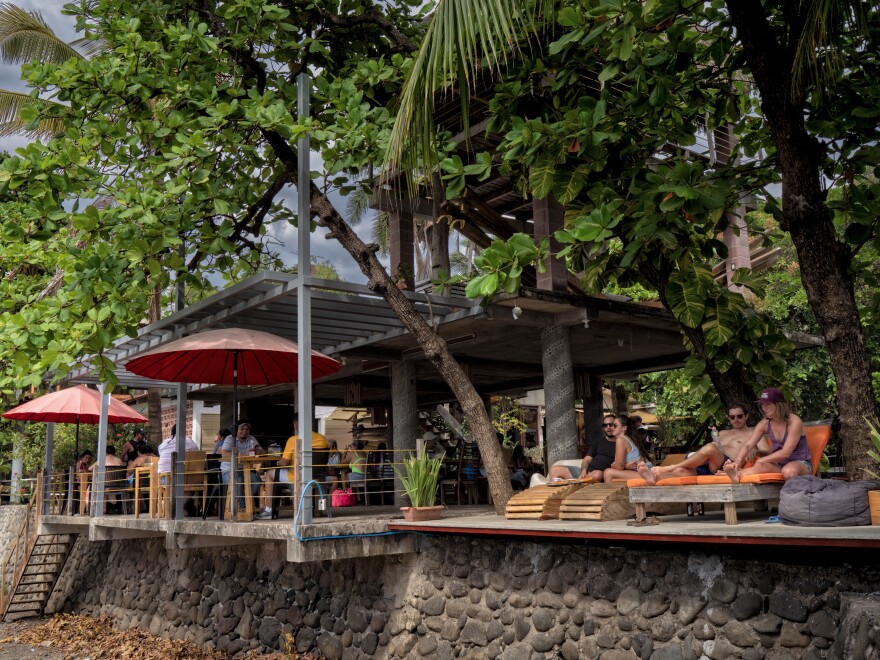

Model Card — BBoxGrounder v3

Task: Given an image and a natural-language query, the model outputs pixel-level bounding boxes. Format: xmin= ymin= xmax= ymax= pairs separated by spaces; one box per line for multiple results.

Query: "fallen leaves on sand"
xmin=2 ymin=615 xmax=225 ymax=659
xmin=1 ymin=615 xmax=324 ymax=659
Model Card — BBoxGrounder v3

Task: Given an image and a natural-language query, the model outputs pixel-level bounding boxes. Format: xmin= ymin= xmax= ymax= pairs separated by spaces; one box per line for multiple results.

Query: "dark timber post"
xmin=391 ymin=360 xmax=417 ymax=506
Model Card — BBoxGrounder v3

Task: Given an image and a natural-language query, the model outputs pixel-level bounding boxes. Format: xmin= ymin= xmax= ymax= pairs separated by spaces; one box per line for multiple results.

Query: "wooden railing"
xmin=0 ymin=472 xmax=41 ymax=616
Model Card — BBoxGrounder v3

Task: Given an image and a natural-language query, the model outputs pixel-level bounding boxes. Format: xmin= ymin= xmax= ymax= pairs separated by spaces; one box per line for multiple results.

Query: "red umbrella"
xmin=3 ymin=385 xmax=147 ymax=455
xmin=123 ymin=328 xmax=340 ymax=518
xmin=123 ymin=328 xmax=340 ymax=385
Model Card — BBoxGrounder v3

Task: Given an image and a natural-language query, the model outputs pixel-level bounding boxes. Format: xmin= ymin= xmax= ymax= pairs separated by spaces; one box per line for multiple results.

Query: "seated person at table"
xmin=601 ymin=417 xmax=652 ymax=482
xmin=88 ymin=444 xmax=125 ymax=471
xmin=220 ymin=421 xmax=273 ymax=520
xmin=268 ymin=421 xmax=330 ymax=513
xmin=126 ymin=444 xmax=157 ymax=480
xmin=636 ymin=403 xmax=769 ymax=485
xmin=121 ymin=429 xmax=147 ymax=465
xmin=343 ymin=440 xmax=368 ymax=494
xmin=213 ymin=427 xmax=231 ymax=454
xmin=724 ymin=388 xmax=812 ymax=483
xmin=509 ymin=444 xmax=532 ymax=490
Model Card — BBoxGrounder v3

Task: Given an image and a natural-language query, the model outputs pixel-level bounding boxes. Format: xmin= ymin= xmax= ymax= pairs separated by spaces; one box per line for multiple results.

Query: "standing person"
xmin=600 ymin=417 xmax=652 ymax=482
xmin=220 ymin=421 xmax=273 ymax=520
xmin=547 ymin=414 xmax=620 ymax=482
xmin=724 ymin=388 xmax=812 ymax=483
xmin=637 ymin=404 xmax=770 ymax=484
xmin=121 ymin=429 xmax=147 ymax=465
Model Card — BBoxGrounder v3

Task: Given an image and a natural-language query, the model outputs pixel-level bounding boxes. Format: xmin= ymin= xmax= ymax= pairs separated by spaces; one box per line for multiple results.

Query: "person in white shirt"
xmin=157 ymin=424 xmax=199 ymax=474
xmin=221 ymin=421 xmax=272 ymax=520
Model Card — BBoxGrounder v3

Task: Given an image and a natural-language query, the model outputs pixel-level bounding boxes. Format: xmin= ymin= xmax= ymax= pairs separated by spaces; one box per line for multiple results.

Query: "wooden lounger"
xmin=558 ymin=482 xmax=635 ymax=521
xmin=505 ymin=481 xmax=589 ymax=520
xmin=628 ymin=426 xmax=831 ymax=525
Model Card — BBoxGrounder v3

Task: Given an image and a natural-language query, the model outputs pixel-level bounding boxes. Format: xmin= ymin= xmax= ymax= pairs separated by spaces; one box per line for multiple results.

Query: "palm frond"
xmin=371 ymin=212 xmax=390 ymax=257
xmin=69 ymin=36 xmax=110 ymax=59
xmin=385 ymin=0 xmax=552 ymax=185
xmin=0 ymin=88 xmax=66 ymax=138
xmin=0 ymin=2 xmax=84 ymax=65
xmin=792 ymin=0 xmax=868 ymax=98
xmin=345 ymin=183 xmax=371 ymax=226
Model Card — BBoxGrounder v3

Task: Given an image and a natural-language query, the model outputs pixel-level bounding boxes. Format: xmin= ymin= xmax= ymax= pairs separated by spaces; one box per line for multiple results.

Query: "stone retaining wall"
xmin=33 ymin=529 xmax=880 ymax=659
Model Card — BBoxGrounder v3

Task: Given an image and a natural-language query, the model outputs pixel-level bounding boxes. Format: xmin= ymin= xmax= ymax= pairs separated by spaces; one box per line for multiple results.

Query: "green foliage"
xmin=0 ymin=0 xmax=423 ymax=394
xmin=466 ymin=233 xmax=547 ymax=298
xmin=394 ymin=450 xmax=444 ymax=507
xmin=865 ymin=417 xmax=880 ymax=480
xmin=491 ymin=396 xmax=527 ymax=448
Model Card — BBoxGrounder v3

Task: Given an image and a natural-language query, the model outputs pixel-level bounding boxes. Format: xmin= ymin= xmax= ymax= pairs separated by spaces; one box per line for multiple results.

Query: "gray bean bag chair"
xmin=779 ymin=475 xmax=880 ymax=527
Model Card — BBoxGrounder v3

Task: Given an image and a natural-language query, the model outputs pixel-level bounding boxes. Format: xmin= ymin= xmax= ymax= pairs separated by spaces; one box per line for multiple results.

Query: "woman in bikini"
xmin=601 ymin=416 xmax=652 ymax=482
xmin=724 ymin=387 xmax=811 ymax=483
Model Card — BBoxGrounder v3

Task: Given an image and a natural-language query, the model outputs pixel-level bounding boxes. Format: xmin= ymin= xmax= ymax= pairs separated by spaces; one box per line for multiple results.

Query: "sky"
xmin=0 ymin=0 xmax=383 ymax=284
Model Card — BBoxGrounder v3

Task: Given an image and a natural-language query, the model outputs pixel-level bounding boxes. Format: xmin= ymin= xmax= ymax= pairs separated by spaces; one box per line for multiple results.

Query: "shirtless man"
xmin=636 ymin=404 xmax=769 ymax=485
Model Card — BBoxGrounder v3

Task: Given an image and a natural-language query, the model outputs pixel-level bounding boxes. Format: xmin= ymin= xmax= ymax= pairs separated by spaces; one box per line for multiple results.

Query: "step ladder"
xmin=2 ymin=532 xmax=78 ymax=620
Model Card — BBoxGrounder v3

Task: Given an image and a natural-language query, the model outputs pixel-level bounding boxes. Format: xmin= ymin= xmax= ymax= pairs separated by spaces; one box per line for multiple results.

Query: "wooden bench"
xmin=628 ymin=425 xmax=831 ymax=525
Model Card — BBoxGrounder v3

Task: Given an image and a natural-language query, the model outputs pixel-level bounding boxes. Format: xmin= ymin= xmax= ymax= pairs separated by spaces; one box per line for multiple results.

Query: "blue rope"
xmin=293 ymin=480 xmax=406 ymax=542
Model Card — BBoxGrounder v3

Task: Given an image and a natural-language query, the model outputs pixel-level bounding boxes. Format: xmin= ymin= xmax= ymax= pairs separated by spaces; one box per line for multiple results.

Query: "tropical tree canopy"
xmin=387 ymin=0 xmax=879 ymax=476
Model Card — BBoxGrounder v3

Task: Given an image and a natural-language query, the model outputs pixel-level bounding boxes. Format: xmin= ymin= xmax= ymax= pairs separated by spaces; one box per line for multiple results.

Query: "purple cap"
xmin=756 ymin=387 xmax=785 ymax=404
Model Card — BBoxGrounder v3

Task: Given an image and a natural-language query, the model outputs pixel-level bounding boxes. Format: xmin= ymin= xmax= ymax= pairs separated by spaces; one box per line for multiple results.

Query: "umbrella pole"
xmin=75 ymin=421 xmax=80 ymax=459
xmin=230 ymin=351 xmax=239 ymax=520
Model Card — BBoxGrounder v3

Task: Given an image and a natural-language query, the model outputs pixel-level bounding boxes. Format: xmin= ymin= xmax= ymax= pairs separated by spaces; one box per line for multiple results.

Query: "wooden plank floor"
xmin=388 ymin=507 xmax=880 ymax=548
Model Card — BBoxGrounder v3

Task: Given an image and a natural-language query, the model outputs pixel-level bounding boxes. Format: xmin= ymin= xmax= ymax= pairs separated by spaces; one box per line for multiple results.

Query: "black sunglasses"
xmin=602 ymin=422 xmax=615 ymax=427
xmin=729 ymin=413 xmax=745 ymax=420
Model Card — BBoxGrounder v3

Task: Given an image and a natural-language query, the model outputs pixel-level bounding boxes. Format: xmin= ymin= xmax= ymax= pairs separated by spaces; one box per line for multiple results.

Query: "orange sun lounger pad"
xmin=626 ymin=476 xmax=699 ymax=487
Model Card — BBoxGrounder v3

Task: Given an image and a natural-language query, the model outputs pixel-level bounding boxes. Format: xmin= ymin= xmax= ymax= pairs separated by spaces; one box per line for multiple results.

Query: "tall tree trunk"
xmin=727 ymin=0 xmax=878 ymax=478
xmin=204 ymin=8 xmax=513 ymax=510
xmin=312 ymin=183 xmax=513 ymax=511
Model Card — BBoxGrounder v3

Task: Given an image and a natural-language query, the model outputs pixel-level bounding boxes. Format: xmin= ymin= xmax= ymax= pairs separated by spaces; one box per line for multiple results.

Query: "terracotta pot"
xmin=400 ymin=505 xmax=443 ymax=522
xmin=869 ymin=491 xmax=880 ymax=526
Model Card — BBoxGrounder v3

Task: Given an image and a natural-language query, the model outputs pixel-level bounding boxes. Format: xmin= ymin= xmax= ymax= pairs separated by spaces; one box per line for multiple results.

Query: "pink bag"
xmin=331 ymin=487 xmax=357 ymax=507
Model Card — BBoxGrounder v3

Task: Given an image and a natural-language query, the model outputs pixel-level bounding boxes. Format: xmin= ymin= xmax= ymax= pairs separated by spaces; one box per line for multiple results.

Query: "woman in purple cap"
xmin=723 ymin=387 xmax=811 ymax=483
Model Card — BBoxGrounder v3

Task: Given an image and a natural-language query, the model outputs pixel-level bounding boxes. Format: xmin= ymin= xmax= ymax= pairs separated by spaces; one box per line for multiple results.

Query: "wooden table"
xmin=628 ymin=483 xmax=783 ymax=525
xmin=226 ymin=455 xmax=277 ymax=522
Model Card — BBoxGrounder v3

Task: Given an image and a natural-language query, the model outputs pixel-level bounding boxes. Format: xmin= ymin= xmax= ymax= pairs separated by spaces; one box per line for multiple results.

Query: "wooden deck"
xmin=389 ymin=507 xmax=880 ymax=549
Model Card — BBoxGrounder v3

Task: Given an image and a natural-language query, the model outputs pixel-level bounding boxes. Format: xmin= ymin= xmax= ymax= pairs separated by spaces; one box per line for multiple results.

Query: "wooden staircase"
xmin=1 ymin=474 xmax=79 ymax=621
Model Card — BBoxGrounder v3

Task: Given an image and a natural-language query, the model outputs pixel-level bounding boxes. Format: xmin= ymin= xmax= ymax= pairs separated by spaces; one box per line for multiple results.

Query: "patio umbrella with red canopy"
xmin=123 ymin=327 xmax=340 ymax=385
xmin=123 ymin=328 xmax=341 ymax=517
xmin=3 ymin=385 xmax=148 ymax=456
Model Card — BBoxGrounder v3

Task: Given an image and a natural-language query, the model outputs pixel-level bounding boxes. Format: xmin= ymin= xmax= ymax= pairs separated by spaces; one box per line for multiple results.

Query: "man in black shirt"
xmin=547 ymin=414 xmax=619 ymax=482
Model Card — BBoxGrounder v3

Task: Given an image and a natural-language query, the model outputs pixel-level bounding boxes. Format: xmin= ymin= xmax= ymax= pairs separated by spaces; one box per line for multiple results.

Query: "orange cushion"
xmin=695 ymin=475 xmax=733 ymax=485
xmin=626 ymin=475 xmax=699 ymax=487
xmin=656 ymin=476 xmax=699 ymax=486
xmin=740 ymin=473 xmax=785 ymax=484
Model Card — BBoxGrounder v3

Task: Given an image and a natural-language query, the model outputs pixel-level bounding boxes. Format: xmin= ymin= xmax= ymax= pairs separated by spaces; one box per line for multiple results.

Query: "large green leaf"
xmin=666 ymin=276 xmax=707 ymax=327
xmin=529 ymin=157 xmax=556 ymax=199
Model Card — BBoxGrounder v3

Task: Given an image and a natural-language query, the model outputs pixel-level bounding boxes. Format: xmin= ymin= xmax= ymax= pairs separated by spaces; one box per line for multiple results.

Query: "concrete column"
xmin=532 ymin=194 xmax=567 ymax=292
xmin=541 ymin=325 xmax=578 ymax=466
xmin=391 ymin=360 xmax=417 ymax=506
xmin=43 ymin=423 xmax=55 ymax=514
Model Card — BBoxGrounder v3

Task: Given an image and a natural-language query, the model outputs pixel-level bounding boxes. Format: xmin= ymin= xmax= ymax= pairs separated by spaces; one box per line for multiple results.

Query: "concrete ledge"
xmin=287 ymin=532 xmax=417 ymax=563
xmin=40 ymin=514 xmax=91 ymax=535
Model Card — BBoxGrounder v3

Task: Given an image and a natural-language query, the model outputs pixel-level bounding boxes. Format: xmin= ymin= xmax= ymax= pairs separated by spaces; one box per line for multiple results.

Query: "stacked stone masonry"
xmin=22 ymin=520 xmax=879 ymax=659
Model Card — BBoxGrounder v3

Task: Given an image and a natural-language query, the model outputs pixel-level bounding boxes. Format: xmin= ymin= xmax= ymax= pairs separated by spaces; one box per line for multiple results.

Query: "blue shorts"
xmin=695 ymin=454 xmax=733 ymax=476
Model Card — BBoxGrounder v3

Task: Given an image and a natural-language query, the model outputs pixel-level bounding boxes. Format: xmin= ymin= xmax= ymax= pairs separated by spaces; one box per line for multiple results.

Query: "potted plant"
xmin=395 ymin=450 xmax=445 ymax=522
